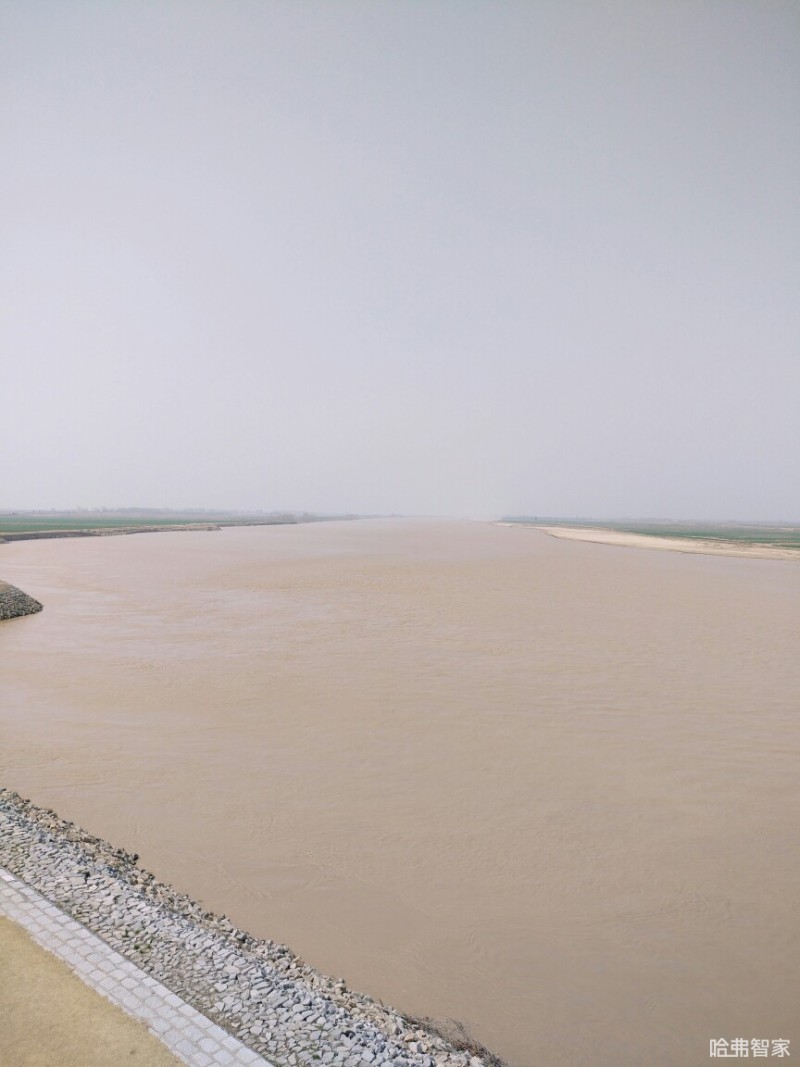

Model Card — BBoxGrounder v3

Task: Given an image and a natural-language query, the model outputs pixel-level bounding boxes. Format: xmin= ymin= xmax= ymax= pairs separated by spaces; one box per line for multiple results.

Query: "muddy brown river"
xmin=1 ymin=519 xmax=798 ymax=1065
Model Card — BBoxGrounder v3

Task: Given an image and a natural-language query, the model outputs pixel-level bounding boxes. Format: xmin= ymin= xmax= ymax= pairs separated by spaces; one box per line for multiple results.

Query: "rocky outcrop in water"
xmin=0 ymin=581 xmax=43 ymax=620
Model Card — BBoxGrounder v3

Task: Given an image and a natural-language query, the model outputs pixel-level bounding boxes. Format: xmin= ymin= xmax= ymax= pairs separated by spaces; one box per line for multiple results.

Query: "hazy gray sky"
xmin=2 ymin=2 xmax=798 ymax=519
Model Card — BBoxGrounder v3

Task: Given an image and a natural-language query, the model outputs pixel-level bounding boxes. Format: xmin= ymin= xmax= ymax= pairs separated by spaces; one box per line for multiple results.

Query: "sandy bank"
xmin=532 ymin=525 xmax=800 ymax=561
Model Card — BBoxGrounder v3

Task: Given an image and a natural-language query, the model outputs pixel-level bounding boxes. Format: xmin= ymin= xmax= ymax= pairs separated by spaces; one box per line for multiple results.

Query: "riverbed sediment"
xmin=0 ymin=789 xmax=503 ymax=1067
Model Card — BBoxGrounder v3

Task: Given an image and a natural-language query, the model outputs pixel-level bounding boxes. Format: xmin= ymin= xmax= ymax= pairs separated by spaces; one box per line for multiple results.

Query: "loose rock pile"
xmin=0 ymin=581 xmax=43 ymax=620
xmin=0 ymin=789 xmax=504 ymax=1067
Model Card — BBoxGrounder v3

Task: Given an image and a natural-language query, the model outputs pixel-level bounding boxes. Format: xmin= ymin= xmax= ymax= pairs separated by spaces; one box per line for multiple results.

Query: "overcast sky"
xmin=2 ymin=2 xmax=798 ymax=519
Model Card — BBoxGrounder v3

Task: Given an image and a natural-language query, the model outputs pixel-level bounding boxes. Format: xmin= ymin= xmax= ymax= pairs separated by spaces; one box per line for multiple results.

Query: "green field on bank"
xmin=503 ymin=518 xmax=800 ymax=551
xmin=0 ymin=511 xmax=316 ymax=537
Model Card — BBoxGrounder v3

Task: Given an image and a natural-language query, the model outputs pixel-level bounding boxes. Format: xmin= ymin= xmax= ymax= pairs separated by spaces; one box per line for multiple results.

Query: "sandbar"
xmin=533 ymin=525 xmax=800 ymax=560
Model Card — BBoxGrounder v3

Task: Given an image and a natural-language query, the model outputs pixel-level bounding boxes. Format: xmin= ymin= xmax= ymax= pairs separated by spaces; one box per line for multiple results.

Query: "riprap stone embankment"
xmin=0 ymin=581 xmax=43 ymax=620
xmin=0 ymin=790 xmax=505 ymax=1067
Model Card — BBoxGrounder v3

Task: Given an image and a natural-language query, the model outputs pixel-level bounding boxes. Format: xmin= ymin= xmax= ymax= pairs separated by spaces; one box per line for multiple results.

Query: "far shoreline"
xmin=0 ymin=522 xmax=224 ymax=542
xmin=0 ymin=512 xmax=359 ymax=545
xmin=520 ymin=524 xmax=800 ymax=561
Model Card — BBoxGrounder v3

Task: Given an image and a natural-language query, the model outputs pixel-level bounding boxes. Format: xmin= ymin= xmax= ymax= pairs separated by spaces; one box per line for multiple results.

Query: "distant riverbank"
xmin=0 ymin=523 xmax=224 ymax=543
xmin=531 ymin=524 xmax=800 ymax=560
xmin=0 ymin=511 xmax=350 ymax=544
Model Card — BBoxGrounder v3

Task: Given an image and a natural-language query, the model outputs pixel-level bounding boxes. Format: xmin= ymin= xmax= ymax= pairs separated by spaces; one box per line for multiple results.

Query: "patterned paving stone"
xmin=0 ymin=867 xmax=275 ymax=1067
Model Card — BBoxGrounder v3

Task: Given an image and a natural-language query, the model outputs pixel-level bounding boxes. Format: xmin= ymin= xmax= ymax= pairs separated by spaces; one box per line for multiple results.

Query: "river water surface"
xmin=1 ymin=519 xmax=798 ymax=1065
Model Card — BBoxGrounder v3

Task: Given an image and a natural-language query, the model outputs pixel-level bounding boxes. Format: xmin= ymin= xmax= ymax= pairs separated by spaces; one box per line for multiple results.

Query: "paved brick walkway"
xmin=0 ymin=866 xmax=274 ymax=1067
